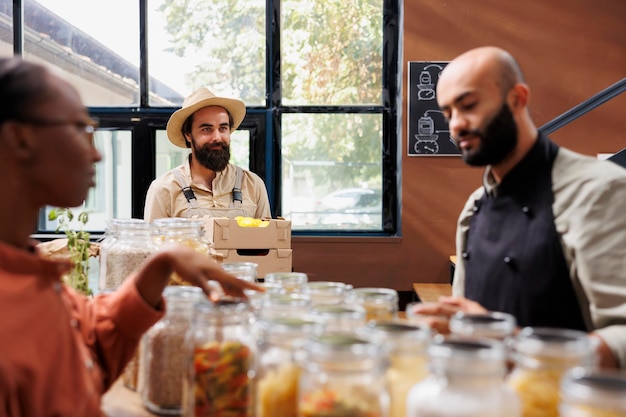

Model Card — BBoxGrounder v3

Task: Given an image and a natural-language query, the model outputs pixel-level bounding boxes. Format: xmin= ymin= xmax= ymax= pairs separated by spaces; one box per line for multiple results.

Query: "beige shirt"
xmin=453 ymin=146 xmax=626 ymax=367
xmin=144 ymin=158 xmax=271 ymax=222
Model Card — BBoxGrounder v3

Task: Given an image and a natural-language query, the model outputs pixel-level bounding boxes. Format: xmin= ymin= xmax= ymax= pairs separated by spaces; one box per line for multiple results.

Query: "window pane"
xmin=156 ymin=129 xmax=251 ymax=178
xmin=281 ymin=0 xmax=384 ymax=106
xmin=282 ymin=113 xmax=383 ymax=231
xmin=24 ymin=0 xmax=140 ymax=107
xmin=0 ymin=2 xmax=13 ymax=55
xmin=41 ymin=129 xmax=133 ymax=232
xmin=149 ymin=0 xmax=266 ymax=106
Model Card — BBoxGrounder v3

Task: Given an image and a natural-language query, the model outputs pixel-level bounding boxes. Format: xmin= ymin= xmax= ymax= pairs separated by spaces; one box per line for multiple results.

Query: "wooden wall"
xmin=291 ymin=0 xmax=626 ymax=292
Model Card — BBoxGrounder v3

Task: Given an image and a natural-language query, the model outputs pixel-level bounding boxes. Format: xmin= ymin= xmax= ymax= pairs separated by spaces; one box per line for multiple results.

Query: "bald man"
xmin=411 ymin=47 xmax=626 ymax=369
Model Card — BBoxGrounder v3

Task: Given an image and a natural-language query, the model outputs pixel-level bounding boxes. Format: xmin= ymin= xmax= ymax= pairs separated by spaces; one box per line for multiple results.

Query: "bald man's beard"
xmin=457 ymin=103 xmax=518 ymax=167
xmin=191 ymin=136 xmax=230 ymax=172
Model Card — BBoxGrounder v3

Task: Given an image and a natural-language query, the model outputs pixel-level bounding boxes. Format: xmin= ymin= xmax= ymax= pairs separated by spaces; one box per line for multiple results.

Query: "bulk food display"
xmin=141 ymin=286 xmax=204 ymax=415
xmin=297 ymin=333 xmax=389 ymax=417
xmin=255 ymin=317 xmax=324 ymax=417
xmin=182 ymin=299 xmax=256 ymax=417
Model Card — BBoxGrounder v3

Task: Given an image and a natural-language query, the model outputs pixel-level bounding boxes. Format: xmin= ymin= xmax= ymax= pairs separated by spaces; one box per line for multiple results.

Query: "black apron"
xmin=464 ymin=134 xmax=586 ymax=330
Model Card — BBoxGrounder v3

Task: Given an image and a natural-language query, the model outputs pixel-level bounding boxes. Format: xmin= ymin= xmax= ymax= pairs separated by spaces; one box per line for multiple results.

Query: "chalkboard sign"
xmin=407 ymin=61 xmax=460 ymax=156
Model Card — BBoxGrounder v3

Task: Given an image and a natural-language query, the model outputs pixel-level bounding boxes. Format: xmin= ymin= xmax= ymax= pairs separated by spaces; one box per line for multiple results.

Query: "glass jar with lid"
xmin=309 ymin=304 xmax=367 ymax=332
xmin=407 ymin=336 xmax=521 ymax=417
xmin=507 ymin=327 xmax=597 ymax=417
xmin=559 ymin=367 xmax=626 ymax=417
xmin=255 ymin=316 xmax=324 ymax=417
xmin=359 ymin=321 xmax=430 ymax=417
xmin=153 ymin=218 xmax=211 ymax=286
xmin=450 ymin=311 xmax=517 ymax=340
xmin=101 ymin=219 xmax=158 ymax=290
xmin=98 ymin=218 xmax=146 ymax=291
xmin=303 ymin=281 xmax=352 ymax=306
xmin=264 ymin=272 xmax=308 ymax=293
xmin=297 ymin=332 xmax=389 ymax=417
xmin=258 ymin=292 xmax=312 ymax=320
xmin=140 ymin=286 xmax=204 ymax=415
xmin=347 ymin=287 xmax=399 ymax=321
xmin=182 ymin=299 xmax=256 ymax=417
xmin=222 ymin=262 xmax=259 ymax=283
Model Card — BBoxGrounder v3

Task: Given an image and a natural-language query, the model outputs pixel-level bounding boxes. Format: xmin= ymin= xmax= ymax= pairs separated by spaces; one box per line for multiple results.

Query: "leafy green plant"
xmin=48 ymin=208 xmax=93 ymax=296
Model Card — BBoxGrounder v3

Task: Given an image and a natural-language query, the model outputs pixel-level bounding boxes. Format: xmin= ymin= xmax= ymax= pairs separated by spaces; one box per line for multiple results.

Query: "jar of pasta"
xmin=141 ymin=286 xmax=204 ymax=415
xmin=347 ymin=287 xmax=399 ymax=322
xmin=559 ymin=367 xmax=626 ymax=417
xmin=182 ymin=299 xmax=256 ymax=417
xmin=297 ymin=332 xmax=389 ymax=417
xmin=507 ymin=327 xmax=597 ymax=417
xmin=407 ymin=336 xmax=521 ymax=417
xmin=255 ymin=317 xmax=324 ymax=417
xmin=359 ymin=321 xmax=430 ymax=417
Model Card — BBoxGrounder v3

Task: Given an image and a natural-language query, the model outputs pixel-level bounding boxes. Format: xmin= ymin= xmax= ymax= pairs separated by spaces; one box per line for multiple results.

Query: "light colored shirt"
xmin=453 ymin=146 xmax=626 ymax=367
xmin=144 ymin=158 xmax=271 ymax=222
xmin=0 ymin=241 xmax=163 ymax=417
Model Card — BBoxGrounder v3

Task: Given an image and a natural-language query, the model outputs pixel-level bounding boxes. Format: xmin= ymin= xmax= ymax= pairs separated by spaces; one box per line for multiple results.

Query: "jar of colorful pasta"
xmin=297 ymin=332 xmax=389 ymax=417
xmin=182 ymin=299 xmax=256 ymax=417
xmin=255 ymin=316 xmax=324 ymax=417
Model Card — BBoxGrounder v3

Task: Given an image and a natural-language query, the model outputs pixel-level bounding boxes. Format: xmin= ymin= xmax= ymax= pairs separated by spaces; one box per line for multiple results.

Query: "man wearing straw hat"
xmin=144 ymin=87 xmax=271 ymax=221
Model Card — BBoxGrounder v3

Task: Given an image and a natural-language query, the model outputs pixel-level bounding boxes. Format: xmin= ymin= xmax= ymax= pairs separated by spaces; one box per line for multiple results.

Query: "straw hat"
xmin=166 ymin=87 xmax=246 ymax=148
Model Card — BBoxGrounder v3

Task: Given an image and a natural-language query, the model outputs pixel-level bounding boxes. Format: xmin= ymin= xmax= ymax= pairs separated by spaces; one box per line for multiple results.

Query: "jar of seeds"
xmin=141 ymin=286 xmax=205 ymax=415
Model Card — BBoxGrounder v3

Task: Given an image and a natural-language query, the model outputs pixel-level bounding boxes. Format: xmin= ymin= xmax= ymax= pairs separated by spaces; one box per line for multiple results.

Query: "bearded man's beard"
xmin=456 ymin=102 xmax=518 ymax=166
xmin=192 ymin=137 xmax=230 ymax=171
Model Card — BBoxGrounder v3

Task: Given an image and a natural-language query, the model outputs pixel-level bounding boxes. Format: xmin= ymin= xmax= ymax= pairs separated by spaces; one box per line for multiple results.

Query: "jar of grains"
xmin=559 ymin=367 xmax=626 ymax=417
xmin=297 ymin=332 xmax=390 ymax=417
xmin=100 ymin=219 xmax=159 ymax=391
xmin=407 ymin=336 xmax=521 ymax=417
xmin=358 ymin=321 xmax=431 ymax=417
xmin=507 ymin=327 xmax=597 ymax=417
xmin=255 ymin=316 xmax=324 ymax=417
xmin=98 ymin=218 xmax=144 ymax=291
xmin=182 ymin=299 xmax=256 ymax=417
xmin=140 ymin=286 xmax=204 ymax=415
xmin=102 ymin=220 xmax=158 ymax=290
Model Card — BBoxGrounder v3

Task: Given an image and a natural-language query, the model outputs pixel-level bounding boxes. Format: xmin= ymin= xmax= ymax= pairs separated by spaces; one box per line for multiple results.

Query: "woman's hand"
xmin=133 ymin=244 xmax=264 ymax=308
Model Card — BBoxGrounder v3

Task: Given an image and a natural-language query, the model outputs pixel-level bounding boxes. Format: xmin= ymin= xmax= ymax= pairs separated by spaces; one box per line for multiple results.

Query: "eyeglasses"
xmin=14 ymin=117 xmax=98 ymax=135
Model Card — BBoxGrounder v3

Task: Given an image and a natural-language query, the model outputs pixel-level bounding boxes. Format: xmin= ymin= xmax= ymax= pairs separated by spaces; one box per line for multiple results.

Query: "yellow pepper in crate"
xmin=235 ymin=216 xmax=270 ymax=228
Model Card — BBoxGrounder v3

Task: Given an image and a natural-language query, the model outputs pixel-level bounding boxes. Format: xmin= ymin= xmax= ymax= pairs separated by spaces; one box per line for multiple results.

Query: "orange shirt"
xmin=0 ymin=241 xmax=164 ymax=416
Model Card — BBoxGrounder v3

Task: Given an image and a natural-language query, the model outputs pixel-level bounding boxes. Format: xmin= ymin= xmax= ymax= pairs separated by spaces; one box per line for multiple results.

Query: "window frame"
xmin=9 ymin=0 xmax=401 ymax=237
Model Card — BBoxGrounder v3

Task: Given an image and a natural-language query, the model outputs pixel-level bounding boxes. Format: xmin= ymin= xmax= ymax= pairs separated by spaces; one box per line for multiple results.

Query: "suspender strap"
xmin=173 ymin=166 xmax=243 ymax=209
xmin=232 ymin=166 xmax=243 ymax=207
xmin=172 ymin=168 xmax=198 ymax=208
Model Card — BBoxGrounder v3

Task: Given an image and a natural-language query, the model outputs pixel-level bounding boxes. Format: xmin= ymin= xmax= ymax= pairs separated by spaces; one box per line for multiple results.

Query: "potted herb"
xmin=48 ymin=207 xmax=93 ymax=296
